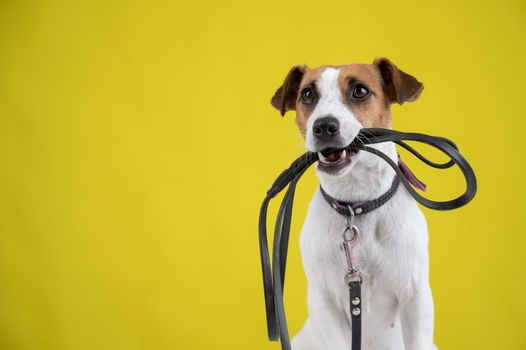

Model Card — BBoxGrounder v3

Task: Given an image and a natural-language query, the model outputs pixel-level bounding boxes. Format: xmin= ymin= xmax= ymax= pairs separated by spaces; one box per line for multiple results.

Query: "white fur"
xmin=306 ymin=68 xmax=362 ymax=153
xmin=292 ymin=69 xmax=437 ymax=350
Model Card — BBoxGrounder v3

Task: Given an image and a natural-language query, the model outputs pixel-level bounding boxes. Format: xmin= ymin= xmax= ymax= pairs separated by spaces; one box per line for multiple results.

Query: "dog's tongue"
xmin=326 ymin=151 xmax=341 ymax=162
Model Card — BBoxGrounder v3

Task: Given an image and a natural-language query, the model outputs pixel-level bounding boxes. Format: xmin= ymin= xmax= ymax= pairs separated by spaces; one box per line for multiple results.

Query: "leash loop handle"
xmin=354 ymin=129 xmax=477 ymax=210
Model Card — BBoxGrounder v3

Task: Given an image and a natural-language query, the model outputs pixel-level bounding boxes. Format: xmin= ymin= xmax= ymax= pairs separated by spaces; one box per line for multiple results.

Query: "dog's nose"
xmin=313 ymin=116 xmax=340 ymax=141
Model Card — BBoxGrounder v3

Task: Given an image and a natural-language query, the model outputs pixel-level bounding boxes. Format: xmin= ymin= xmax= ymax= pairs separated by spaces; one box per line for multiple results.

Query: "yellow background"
xmin=1 ymin=0 xmax=525 ymax=349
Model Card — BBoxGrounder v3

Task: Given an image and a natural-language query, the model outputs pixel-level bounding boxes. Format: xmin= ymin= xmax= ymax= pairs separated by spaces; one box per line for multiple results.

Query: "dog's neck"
xmin=316 ymin=142 xmax=397 ymax=203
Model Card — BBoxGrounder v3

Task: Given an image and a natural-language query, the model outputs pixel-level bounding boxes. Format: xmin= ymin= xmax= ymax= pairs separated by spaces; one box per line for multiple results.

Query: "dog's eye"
xmin=352 ymin=84 xmax=370 ymax=99
xmin=300 ymin=87 xmax=316 ymax=104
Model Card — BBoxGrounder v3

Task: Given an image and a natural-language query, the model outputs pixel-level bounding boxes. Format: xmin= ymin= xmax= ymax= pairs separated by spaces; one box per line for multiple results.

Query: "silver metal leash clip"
xmin=342 ymin=225 xmax=358 ymax=270
xmin=342 ymin=205 xmax=362 ymax=285
xmin=342 ymin=206 xmax=362 ymax=285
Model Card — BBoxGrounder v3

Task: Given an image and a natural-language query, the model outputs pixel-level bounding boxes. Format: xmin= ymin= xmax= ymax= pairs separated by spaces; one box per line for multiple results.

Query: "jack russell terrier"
xmin=270 ymin=58 xmax=437 ymax=350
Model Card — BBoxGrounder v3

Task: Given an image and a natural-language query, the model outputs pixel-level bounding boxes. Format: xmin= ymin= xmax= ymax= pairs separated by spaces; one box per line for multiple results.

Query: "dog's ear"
xmin=373 ymin=58 xmax=423 ymax=105
xmin=271 ymin=65 xmax=307 ymax=116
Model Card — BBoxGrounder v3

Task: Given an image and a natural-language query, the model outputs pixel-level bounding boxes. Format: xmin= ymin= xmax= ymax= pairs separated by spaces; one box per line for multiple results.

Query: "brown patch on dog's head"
xmin=336 ymin=63 xmax=393 ymax=129
xmin=373 ymin=57 xmax=424 ymax=105
xmin=292 ymin=66 xmax=333 ymax=136
xmin=271 ymin=65 xmax=307 ymax=116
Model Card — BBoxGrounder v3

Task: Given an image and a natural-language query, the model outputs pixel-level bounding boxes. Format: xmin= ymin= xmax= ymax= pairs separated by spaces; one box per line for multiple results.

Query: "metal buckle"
xmin=345 ymin=270 xmax=363 ymax=285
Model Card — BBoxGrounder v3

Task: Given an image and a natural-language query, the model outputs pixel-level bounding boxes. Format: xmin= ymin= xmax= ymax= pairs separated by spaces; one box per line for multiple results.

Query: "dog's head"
xmin=271 ymin=58 xmax=423 ymax=176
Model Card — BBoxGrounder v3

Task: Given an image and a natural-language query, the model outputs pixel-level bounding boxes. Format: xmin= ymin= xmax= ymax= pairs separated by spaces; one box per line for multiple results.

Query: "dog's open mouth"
xmin=317 ymin=148 xmax=358 ymax=174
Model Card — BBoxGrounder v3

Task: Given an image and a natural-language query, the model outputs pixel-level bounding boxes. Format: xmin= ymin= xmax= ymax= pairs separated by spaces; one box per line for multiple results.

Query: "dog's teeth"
xmin=318 ymin=152 xmax=328 ymax=162
xmin=341 ymin=149 xmax=347 ymax=158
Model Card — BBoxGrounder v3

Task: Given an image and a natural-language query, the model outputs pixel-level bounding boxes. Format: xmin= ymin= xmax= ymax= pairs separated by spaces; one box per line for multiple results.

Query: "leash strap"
xmin=258 ymin=128 xmax=477 ymax=350
xmin=342 ymin=214 xmax=362 ymax=350
xmin=349 ymin=281 xmax=362 ymax=350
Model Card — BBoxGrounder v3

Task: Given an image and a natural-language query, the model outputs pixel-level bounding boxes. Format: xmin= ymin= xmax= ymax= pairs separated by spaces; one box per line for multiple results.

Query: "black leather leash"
xmin=258 ymin=128 xmax=477 ymax=350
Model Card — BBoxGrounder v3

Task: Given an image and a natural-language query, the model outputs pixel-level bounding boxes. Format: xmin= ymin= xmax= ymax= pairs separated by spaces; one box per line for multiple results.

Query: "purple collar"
xmin=320 ymin=158 xmax=426 ymax=216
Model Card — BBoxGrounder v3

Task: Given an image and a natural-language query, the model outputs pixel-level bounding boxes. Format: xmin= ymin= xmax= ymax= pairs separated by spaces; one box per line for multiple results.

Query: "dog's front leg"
xmin=308 ymin=289 xmax=351 ymax=350
xmin=397 ymin=282 xmax=435 ymax=350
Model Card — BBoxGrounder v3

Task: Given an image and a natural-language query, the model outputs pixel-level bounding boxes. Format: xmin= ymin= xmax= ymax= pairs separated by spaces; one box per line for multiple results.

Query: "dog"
xmin=270 ymin=58 xmax=437 ymax=350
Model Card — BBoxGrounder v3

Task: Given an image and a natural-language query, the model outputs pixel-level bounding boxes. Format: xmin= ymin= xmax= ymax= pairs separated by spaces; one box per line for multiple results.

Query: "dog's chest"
xmin=299 ymin=192 xmax=410 ymax=340
xmin=298 ymin=190 xmax=415 ymax=321
xmin=300 ymin=197 xmax=395 ymax=287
